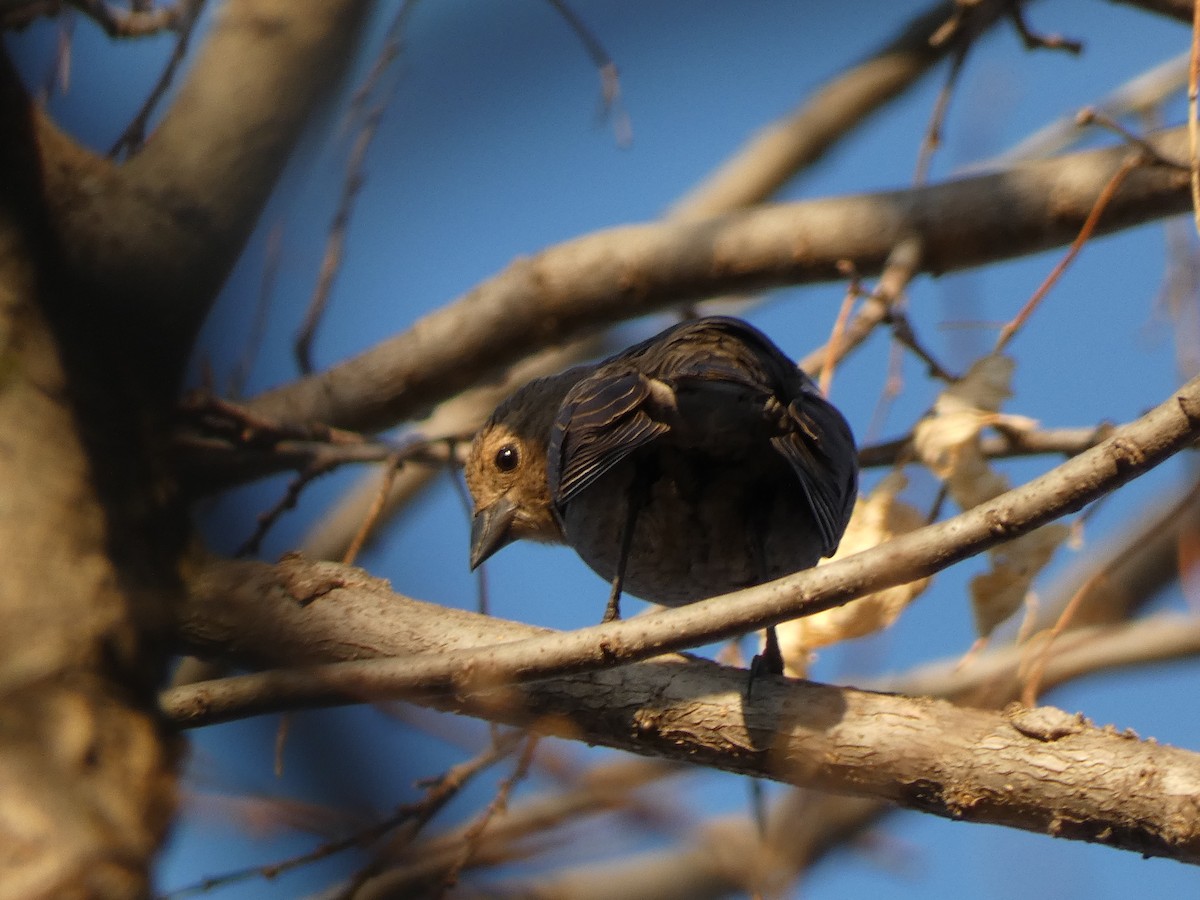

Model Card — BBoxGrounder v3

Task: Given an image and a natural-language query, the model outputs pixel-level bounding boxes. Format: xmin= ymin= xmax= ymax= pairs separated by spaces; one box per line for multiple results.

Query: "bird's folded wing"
xmin=549 ymin=371 xmax=670 ymax=507
xmin=645 ymin=317 xmax=792 ymax=393
xmin=770 ymin=396 xmax=858 ymax=557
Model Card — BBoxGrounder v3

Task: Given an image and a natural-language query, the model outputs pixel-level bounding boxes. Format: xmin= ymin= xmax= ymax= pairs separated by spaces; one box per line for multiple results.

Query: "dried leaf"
xmin=970 ymin=524 xmax=1070 ymax=636
xmin=913 ymin=353 xmax=1068 ymax=640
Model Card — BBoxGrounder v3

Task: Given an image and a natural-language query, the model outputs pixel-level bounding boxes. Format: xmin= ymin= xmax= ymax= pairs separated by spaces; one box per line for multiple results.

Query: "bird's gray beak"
xmin=470 ymin=496 xmax=519 ymax=570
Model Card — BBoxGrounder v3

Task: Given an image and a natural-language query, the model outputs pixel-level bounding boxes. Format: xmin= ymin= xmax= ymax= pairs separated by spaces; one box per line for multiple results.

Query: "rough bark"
xmin=0 ymin=2 xmax=373 ymax=894
xmin=0 ymin=58 xmax=178 ymax=900
xmin=170 ymin=557 xmax=1200 ymax=865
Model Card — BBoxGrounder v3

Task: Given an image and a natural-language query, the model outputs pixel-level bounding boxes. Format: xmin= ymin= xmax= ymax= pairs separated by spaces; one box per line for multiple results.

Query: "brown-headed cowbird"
xmin=464 ymin=316 xmax=858 ymax=673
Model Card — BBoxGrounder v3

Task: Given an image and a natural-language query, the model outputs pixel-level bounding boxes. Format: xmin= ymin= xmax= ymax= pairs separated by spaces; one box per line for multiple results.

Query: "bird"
xmin=464 ymin=315 xmax=858 ymax=676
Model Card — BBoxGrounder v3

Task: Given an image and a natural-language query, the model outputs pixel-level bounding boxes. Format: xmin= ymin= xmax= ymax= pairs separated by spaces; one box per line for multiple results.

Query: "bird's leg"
xmin=744 ymin=521 xmax=779 ymax=846
xmin=601 ymin=523 xmax=632 ymax=623
xmin=755 ymin=626 xmax=785 ymax=676
xmin=602 ymin=461 xmax=653 ymax=623
xmin=747 ymin=526 xmax=785 ymax=686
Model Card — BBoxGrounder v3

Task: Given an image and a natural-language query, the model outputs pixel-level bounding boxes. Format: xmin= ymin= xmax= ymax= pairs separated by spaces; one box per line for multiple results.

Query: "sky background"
xmin=9 ymin=1 xmax=1200 ymax=897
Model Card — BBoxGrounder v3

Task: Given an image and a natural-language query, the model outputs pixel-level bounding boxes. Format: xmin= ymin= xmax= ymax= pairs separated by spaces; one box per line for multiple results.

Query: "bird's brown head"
xmin=464 ymin=370 xmax=583 ymax=569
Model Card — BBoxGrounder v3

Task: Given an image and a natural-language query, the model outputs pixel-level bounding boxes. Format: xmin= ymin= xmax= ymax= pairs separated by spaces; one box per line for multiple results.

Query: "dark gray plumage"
xmin=465 ymin=316 xmax=858 ymax=668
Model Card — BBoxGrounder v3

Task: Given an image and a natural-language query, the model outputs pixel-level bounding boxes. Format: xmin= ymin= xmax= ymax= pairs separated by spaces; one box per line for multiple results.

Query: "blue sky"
xmin=10 ymin=1 xmax=1200 ymax=897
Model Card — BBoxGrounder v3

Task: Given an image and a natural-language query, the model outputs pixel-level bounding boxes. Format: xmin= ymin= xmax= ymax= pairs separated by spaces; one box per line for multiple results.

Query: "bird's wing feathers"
xmin=549 ymin=316 xmax=857 ymax=556
xmin=638 ymin=316 xmax=791 ymax=391
xmin=770 ymin=392 xmax=858 ymax=556
xmin=549 ymin=372 xmax=669 ymax=507
xmin=652 ymin=318 xmax=857 ymax=555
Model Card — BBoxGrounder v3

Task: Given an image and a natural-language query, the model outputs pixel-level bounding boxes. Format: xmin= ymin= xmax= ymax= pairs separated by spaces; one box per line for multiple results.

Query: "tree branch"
xmin=169 ymin=562 xmax=1200 ymax=864
xmin=1107 ymin=0 xmax=1197 ymax=25
xmin=247 ymin=129 xmax=1192 ymax=432
xmin=168 ymin=370 xmax=1200 ymax=719
xmin=351 ymin=610 xmax=1200 ymax=898
xmin=668 ymin=0 xmax=1008 ymax=220
xmin=0 ymin=49 xmax=178 ymax=897
xmin=32 ymin=0 xmax=374 ymax=386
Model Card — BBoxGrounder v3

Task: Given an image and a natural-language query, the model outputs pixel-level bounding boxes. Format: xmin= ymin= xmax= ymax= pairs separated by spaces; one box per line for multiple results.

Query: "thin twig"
xmin=179 ymin=392 xmax=373 ymax=448
xmin=164 ymin=731 xmax=523 ymax=899
xmin=356 ymin=758 xmax=685 ymax=894
xmin=1005 ymin=2 xmax=1082 ymax=54
xmin=818 ymin=288 xmax=856 ymax=397
xmin=1020 ymin=478 xmax=1200 ymax=705
xmin=437 ymin=735 xmax=541 ymax=896
xmin=800 ymin=238 xmax=923 ymax=376
xmin=342 ymin=453 xmax=404 ymax=566
xmin=110 ymin=0 xmax=205 ymax=158
xmin=295 ymin=82 xmax=393 ymax=373
xmin=857 ymin=423 xmax=1111 ymax=469
xmin=993 ymin=153 xmax=1145 ymax=353
xmin=236 ymin=460 xmax=339 ymax=557
xmin=294 ymin=3 xmax=416 ymax=373
xmin=914 ymin=39 xmax=969 ymax=185
xmin=865 ymin=335 xmax=907 ymax=443
xmin=885 ymin=307 xmax=958 ymax=382
xmin=1077 ymin=107 xmax=1189 ymax=170
xmin=544 ymin=0 xmax=630 ymax=146
xmin=227 ymin=220 xmax=284 ymax=399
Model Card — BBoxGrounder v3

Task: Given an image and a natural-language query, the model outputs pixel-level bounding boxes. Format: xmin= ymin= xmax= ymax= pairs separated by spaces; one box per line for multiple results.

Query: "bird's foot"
xmin=602 ymin=589 xmax=622 ymax=623
xmin=746 ymin=627 xmax=785 ymax=697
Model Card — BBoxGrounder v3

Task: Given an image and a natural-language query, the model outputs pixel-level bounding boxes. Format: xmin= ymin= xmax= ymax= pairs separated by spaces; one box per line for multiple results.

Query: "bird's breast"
xmin=557 ymin=446 xmax=824 ymax=606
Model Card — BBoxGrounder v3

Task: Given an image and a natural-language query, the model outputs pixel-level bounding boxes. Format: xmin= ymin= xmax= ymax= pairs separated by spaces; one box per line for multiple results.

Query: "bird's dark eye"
xmin=494 ymin=444 xmax=520 ymax=472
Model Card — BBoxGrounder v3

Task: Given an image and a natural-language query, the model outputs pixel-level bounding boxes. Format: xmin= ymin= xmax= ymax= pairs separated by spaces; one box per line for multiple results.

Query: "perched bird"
xmin=464 ymin=316 xmax=858 ymax=674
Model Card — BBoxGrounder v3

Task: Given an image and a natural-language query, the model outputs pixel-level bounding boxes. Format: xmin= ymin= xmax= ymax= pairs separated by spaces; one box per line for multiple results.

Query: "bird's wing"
xmin=649 ymin=319 xmax=857 ymax=555
xmin=548 ymin=371 xmax=670 ymax=507
xmin=770 ymin=389 xmax=858 ymax=557
xmin=636 ymin=317 xmax=790 ymax=390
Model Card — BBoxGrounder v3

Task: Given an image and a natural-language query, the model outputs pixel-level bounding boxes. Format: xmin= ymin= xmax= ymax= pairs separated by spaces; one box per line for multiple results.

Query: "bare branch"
xmin=1108 ymin=0 xmax=1197 ymax=25
xmin=668 ymin=0 xmax=1010 ymax=220
xmin=170 ymin=369 xmax=1200 ymax=722
xmin=168 ymin=564 xmax=1200 ymax=864
xmin=248 ymin=129 xmax=1192 ymax=433
xmin=33 ymin=0 xmax=375 ymax=387
xmin=472 ymin=613 xmax=1200 ymax=900
xmin=353 ymin=759 xmax=686 ymax=895
xmin=857 ymin=424 xmax=1112 ymax=468
xmin=110 ymin=0 xmax=206 ymax=158
xmin=68 ymin=0 xmax=188 ymax=38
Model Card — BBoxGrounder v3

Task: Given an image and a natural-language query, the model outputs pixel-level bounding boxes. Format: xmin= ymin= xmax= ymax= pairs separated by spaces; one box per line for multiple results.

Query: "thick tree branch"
xmin=32 ymin=0 xmax=373 ymax=386
xmin=668 ymin=0 xmax=1008 ymax=220
xmin=0 ymin=52 xmax=178 ymax=899
xmin=169 ymin=561 xmax=1200 ymax=864
xmin=352 ymin=611 xmax=1200 ymax=899
xmin=248 ymin=129 xmax=1192 ymax=433
xmin=0 ymin=4 xmax=376 ymax=894
xmin=470 ymin=467 xmax=1200 ymax=899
